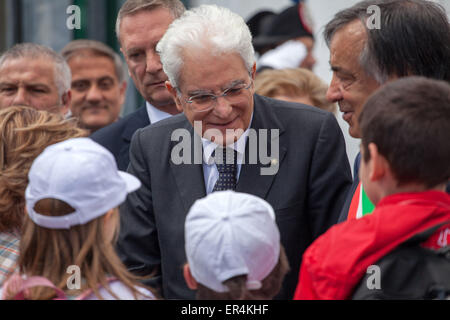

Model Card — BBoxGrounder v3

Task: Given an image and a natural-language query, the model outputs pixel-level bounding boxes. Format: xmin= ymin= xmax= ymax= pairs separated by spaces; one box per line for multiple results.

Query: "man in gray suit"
xmin=119 ymin=5 xmax=352 ymax=299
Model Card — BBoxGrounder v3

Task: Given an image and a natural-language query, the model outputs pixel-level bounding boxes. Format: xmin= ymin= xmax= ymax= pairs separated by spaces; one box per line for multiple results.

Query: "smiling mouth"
xmin=210 ymin=117 xmax=238 ymax=128
xmin=83 ymin=105 xmax=107 ymax=111
xmin=342 ymin=111 xmax=354 ymax=122
xmin=146 ymin=81 xmax=166 ymax=87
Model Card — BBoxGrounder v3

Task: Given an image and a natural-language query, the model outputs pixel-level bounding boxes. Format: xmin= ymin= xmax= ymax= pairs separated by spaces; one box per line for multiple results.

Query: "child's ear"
xmin=103 ymin=208 xmax=119 ymax=242
xmin=368 ymin=143 xmax=388 ymax=181
xmin=104 ymin=208 xmax=117 ymax=222
xmin=183 ymin=264 xmax=198 ymax=290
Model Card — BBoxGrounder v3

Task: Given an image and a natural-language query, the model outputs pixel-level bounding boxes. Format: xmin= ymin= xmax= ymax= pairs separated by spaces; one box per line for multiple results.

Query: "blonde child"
xmin=0 ymin=106 xmax=86 ymax=286
xmin=1 ymin=138 xmax=156 ymax=300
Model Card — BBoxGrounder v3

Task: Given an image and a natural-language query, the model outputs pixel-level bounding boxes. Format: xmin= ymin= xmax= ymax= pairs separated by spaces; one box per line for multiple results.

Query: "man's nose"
xmin=145 ymin=50 xmax=163 ymax=74
xmin=326 ymin=75 xmax=343 ymax=102
xmin=12 ymin=88 xmax=30 ymax=106
xmin=86 ymin=84 xmax=102 ymax=102
xmin=212 ymin=95 xmax=233 ymax=118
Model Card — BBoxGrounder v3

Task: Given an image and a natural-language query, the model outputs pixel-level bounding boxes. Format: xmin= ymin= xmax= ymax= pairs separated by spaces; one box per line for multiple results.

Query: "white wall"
xmin=190 ymin=0 xmax=292 ymax=21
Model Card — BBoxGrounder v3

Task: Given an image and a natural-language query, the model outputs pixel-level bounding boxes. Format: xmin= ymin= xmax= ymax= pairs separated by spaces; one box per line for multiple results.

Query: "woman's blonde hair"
xmin=0 ymin=106 xmax=87 ymax=233
xmin=12 ymin=198 xmax=155 ymax=300
xmin=255 ymin=68 xmax=337 ymax=114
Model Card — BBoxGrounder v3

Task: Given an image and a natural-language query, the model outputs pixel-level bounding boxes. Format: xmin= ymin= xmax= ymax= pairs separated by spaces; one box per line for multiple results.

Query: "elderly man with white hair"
xmin=0 ymin=43 xmax=71 ymax=115
xmin=118 ymin=5 xmax=351 ymax=299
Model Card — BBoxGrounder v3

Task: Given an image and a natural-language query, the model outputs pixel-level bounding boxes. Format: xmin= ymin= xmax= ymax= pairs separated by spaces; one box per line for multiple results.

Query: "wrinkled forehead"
xmin=66 ymin=51 xmax=118 ymax=77
xmin=330 ymin=20 xmax=367 ymax=53
xmin=178 ymin=46 xmax=250 ymax=86
xmin=0 ymin=57 xmax=59 ymax=88
xmin=65 ymin=48 xmax=113 ymax=63
xmin=329 ymin=20 xmax=368 ymax=72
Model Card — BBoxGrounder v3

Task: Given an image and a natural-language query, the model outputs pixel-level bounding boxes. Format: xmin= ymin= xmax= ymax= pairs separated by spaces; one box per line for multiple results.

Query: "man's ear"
xmin=183 ymin=264 xmax=198 ymax=290
xmin=166 ymin=81 xmax=183 ymax=113
xmin=61 ymin=90 xmax=71 ymax=116
xmin=120 ymin=47 xmax=132 ymax=77
xmin=118 ymin=81 xmax=128 ymax=107
xmin=368 ymin=143 xmax=388 ymax=181
xmin=251 ymin=62 xmax=256 ymax=80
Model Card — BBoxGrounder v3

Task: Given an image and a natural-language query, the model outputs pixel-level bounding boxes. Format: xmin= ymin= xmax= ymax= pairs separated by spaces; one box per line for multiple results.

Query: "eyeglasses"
xmin=183 ymin=81 xmax=253 ymax=113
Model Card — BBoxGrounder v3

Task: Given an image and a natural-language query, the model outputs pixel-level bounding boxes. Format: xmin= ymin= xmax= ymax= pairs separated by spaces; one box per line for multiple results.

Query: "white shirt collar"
xmin=201 ymin=113 xmax=254 ymax=165
xmin=146 ymin=101 xmax=172 ymax=124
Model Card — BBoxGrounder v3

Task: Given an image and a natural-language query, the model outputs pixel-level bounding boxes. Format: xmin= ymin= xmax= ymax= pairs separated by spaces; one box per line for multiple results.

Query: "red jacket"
xmin=293 ymin=191 xmax=450 ymax=300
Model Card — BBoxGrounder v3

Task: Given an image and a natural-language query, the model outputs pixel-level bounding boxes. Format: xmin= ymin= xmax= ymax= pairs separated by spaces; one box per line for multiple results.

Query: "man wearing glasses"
xmin=119 ymin=5 xmax=352 ymax=300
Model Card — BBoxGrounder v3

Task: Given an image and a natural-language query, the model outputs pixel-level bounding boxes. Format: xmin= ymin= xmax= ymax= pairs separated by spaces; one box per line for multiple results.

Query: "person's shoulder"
xmin=253 ymin=94 xmax=337 ymax=136
xmin=0 ymin=231 xmax=20 ymax=253
xmin=301 ymin=215 xmax=376 ymax=283
xmin=137 ymin=113 xmax=188 ymax=138
xmin=92 ymin=107 xmax=148 ymax=138
xmin=146 ymin=112 xmax=187 ymax=129
xmin=0 ymin=231 xmax=20 ymax=244
xmin=83 ymin=281 xmax=156 ymax=300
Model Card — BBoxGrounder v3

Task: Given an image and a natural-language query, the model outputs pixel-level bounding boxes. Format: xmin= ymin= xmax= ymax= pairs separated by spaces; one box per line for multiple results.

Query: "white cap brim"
xmin=118 ymin=171 xmax=141 ymax=193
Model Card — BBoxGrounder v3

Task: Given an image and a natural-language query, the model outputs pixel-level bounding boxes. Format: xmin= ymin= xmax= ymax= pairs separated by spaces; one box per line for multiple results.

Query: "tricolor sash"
xmin=347 ymin=182 xmax=375 ymax=220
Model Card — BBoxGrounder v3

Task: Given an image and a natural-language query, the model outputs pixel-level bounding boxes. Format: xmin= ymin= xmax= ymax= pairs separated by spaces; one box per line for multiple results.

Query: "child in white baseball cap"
xmin=1 ymin=138 xmax=156 ymax=300
xmin=183 ymin=191 xmax=290 ymax=300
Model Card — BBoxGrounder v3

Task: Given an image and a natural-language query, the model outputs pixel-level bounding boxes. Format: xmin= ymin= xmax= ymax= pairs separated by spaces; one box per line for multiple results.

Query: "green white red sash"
xmin=347 ymin=182 xmax=375 ymax=220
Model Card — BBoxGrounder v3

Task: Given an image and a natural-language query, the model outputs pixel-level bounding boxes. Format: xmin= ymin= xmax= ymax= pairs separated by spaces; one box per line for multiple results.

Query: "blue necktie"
xmin=212 ymin=147 xmax=237 ymax=192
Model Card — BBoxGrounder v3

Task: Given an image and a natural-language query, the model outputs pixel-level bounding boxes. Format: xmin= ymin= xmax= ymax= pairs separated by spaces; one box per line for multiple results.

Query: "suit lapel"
xmin=122 ymin=106 xmax=151 ymax=142
xmin=170 ymin=121 xmax=207 ymax=212
xmin=236 ymin=95 xmax=287 ymax=199
xmin=170 ymin=95 xmax=286 ymax=209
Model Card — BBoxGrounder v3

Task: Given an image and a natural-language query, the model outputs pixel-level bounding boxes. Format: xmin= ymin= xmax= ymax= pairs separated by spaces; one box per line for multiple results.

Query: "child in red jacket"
xmin=294 ymin=76 xmax=450 ymax=300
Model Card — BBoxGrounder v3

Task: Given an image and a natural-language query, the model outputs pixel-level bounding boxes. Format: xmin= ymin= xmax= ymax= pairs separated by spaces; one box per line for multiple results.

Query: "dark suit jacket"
xmin=119 ymin=94 xmax=352 ymax=299
xmin=90 ymin=106 xmax=150 ymax=171
xmin=337 ymin=153 xmax=361 ymax=223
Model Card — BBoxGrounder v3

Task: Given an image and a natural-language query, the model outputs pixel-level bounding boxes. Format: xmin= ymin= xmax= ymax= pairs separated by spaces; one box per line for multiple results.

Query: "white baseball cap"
xmin=185 ymin=190 xmax=280 ymax=293
xmin=25 ymin=138 xmax=141 ymax=229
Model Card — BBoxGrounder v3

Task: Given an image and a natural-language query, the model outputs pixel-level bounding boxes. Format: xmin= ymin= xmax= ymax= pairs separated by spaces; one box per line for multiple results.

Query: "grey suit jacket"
xmin=118 ymin=94 xmax=352 ymax=299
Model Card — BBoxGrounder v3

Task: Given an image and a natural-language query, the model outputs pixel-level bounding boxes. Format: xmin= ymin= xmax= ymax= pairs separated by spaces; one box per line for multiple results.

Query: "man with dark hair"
xmin=323 ymin=0 xmax=450 ymax=221
xmin=294 ymin=76 xmax=450 ymax=300
xmin=90 ymin=0 xmax=185 ymax=170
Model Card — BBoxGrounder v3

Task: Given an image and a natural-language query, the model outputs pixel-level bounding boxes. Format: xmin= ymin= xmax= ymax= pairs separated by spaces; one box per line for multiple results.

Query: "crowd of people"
xmin=0 ymin=0 xmax=449 ymax=300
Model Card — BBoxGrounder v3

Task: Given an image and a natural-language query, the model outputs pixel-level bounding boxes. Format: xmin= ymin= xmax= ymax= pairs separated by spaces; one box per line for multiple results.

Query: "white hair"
xmin=0 ymin=43 xmax=71 ymax=98
xmin=156 ymin=5 xmax=255 ymax=88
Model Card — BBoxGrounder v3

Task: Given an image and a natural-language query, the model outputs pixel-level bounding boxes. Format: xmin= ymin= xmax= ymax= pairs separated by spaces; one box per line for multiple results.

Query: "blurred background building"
xmin=1 ymin=0 xmax=449 ymax=168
